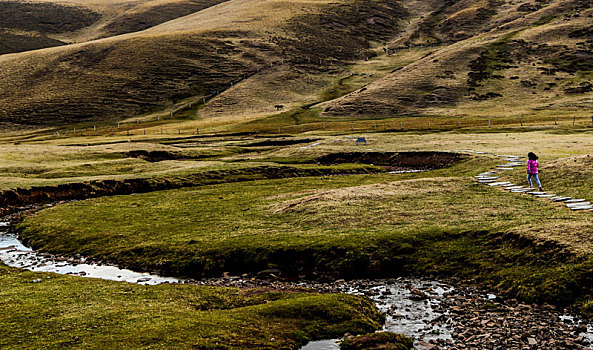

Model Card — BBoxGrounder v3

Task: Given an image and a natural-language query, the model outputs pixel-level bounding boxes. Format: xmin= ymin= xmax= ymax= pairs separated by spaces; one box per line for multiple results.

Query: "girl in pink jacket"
xmin=527 ymin=152 xmax=543 ymax=191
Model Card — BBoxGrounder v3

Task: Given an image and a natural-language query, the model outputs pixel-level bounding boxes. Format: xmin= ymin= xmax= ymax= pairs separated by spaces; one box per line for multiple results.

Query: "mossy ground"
xmin=0 ymin=263 xmax=383 ymax=349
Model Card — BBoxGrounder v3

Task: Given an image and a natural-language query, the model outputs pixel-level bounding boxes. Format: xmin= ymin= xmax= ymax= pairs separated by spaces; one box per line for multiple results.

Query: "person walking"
xmin=527 ymin=152 xmax=543 ymax=191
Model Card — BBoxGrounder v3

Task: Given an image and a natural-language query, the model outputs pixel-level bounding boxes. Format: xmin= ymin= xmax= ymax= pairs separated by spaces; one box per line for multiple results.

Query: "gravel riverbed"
xmin=195 ymin=276 xmax=593 ymax=350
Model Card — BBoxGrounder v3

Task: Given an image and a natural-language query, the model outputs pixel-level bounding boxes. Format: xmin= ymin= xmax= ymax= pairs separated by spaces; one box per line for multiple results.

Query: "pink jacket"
xmin=527 ymin=160 xmax=539 ymax=174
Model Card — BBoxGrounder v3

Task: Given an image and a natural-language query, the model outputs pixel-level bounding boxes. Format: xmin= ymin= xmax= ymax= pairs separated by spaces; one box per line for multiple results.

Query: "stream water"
xmin=301 ymin=279 xmax=455 ymax=349
xmin=0 ymin=222 xmax=178 ymax=285
xmin=1 ymin=215 xmax=593 ymax=349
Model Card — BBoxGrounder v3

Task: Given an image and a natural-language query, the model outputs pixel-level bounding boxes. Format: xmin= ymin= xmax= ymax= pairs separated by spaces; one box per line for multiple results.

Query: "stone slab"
xmin=567 ymin=202 xmax=590 ymax=208
xmin=488 ymin=182 xmax=513 ymax=186
xmin=571 ymin=205 xmax=593 ymax=210
xmin=552 ymin=197 xmax=572 ymax=202
xmin=528 ymin=192 xmax=546 ymax=195
xmin=565 ymin=199 xmax=586 ymax=204
xmin=535 ymin=194 xmax=556 ymax=198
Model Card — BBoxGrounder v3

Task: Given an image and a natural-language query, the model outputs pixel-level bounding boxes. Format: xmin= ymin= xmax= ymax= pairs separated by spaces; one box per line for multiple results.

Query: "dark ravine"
xmin=316 ymin=151 xmax=465 ymax=171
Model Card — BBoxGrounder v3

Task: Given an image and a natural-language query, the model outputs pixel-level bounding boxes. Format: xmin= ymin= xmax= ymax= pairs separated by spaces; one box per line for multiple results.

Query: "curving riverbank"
xmin=3 ymin=221 xmax=592 ymax=350
xmin=5 ymin=150 xmax=593 ymax=348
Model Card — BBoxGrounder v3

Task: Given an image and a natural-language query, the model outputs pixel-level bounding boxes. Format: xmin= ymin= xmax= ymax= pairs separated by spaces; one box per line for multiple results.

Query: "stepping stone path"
xmin=466 ymin=150 xmax=593 ymax=214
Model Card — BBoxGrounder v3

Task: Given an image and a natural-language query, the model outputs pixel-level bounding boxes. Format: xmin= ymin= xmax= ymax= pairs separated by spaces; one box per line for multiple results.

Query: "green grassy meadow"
xmin=0 ymin=264 xmax=382 ymax=349
xmin=2 ymin=125 xmax=593 ymax=347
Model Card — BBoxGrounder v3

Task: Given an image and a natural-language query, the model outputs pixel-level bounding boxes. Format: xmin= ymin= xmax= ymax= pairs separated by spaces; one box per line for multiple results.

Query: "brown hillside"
xmin=321 ymin=0 xmax=593 ymax=120
xmin=98 ymin=0 xmax=230 ymax=38
xmin=0 ymin=0 xmax=102 ymax=54
xmin=0 ymin=0 xmax=231 ymax=52
xmin=0 ymin=31 xmax=66 ymax=55
xmin=0 ymin=0 xmax=407 ymax=126
xmin=0 ymin=1 xmax=101 ymax=34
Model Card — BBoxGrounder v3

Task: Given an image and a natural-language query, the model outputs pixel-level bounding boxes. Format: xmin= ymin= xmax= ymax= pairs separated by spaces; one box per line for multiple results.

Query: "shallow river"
xmin=0 ymin=221 xmax=178 ymax=285
xmin=1 ymin=222 xmax=592 ymax=349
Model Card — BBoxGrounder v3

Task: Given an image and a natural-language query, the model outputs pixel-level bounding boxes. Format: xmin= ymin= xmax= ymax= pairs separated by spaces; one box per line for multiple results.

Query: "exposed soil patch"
xmin=126 ymin=150 xmax=202 ymax=162
xmin=242 ymin=138 xmax=321 ymax=147
xmin=316 ymin=151 xmax=464 ymax=171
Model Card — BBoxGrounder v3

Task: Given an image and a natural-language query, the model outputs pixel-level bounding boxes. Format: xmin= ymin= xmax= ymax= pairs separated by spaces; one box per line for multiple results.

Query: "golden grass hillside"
xmin=0 ymin=0 xmax=230 ymax=53
xmin=0 ymin=0 xmax=407 ymax=127
xmin=321 ymin=0 xmax=593 ymax=120
xmin=3 ymin=0 xmax=593 ymax=131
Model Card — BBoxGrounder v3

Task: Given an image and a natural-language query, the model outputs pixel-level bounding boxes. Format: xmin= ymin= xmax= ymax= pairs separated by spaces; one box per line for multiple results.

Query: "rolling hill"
xmin=321 ymin=0 xmax=593 ymax=120
xmin=0 ymin=0 xmax=591 ymax=128
xmin=0 ymin=0 xmax=406 ymax=126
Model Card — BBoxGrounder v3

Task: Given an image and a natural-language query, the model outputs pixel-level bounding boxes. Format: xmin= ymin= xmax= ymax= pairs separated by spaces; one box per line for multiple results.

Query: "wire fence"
xmin=52 ymin=114 xmax=593 ymax=138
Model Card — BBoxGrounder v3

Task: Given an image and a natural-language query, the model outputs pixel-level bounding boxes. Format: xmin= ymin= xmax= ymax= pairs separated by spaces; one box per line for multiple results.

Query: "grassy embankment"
xmin=3 ymin=129 xmax=593 ymax=346
xmin=0 ymin=264 xmax=382 ymax=349
xmin=16 ymin=152 xmax=593 ymax=309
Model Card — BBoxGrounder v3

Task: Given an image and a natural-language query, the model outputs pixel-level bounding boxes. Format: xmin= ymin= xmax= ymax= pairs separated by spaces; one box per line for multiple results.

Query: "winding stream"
xmin=2 ymin=148 xmax=593 ymax=350
xmin=0 ymin=222 xmax=179 ymax=285
xmin=3 ymin=218 xmax=592 ymax=349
